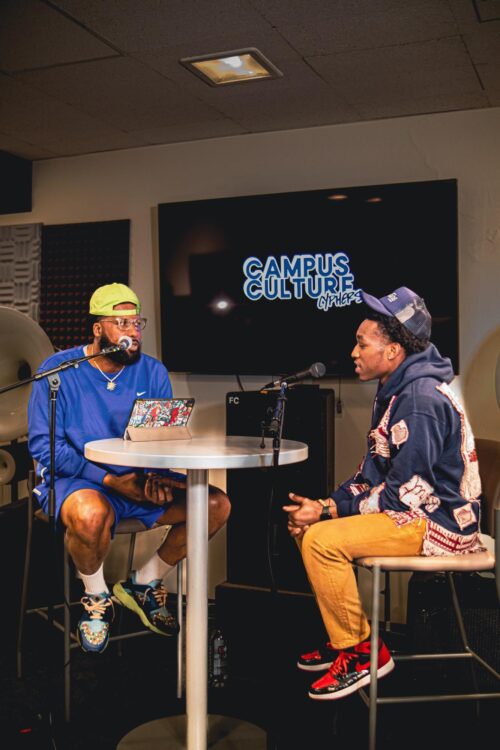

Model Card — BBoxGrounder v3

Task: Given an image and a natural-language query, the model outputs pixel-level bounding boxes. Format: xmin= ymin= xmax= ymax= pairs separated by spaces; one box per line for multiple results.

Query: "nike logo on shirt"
xmin=137 ymin=391 xmax=146 ymax=397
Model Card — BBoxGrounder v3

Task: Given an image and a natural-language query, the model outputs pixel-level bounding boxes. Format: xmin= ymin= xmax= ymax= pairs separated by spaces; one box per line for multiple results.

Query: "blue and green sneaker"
xmin=113 ymin=573 xmax=179 ymax=637
xmin=77 ymin=592 xmax=115 ymax=654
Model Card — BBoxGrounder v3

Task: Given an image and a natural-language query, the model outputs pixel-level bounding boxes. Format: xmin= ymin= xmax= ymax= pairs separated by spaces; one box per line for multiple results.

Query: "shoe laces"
xmin=81 ymin=594 xmax=112 ymax=621
xmin=329 ymin=650 xmax=357 ymax=676
xmin=146 ymin=582 xmax=167 ymax=609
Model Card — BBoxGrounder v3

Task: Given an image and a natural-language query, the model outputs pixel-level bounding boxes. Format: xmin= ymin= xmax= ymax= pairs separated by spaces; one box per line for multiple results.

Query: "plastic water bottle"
xmin=209 ymin=628 xmax=228 ymax=688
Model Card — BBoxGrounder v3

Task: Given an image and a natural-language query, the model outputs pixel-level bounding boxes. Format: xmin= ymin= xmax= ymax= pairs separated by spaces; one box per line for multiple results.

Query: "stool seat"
xmin=356 ymin=549 xmax=494 ymax=572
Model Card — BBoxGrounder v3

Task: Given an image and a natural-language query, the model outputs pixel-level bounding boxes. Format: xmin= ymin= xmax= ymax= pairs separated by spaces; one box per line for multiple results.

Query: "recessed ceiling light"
xmin=366 ymin=197 xmax=383 ymax=203
xmin=180 ymin=48 xmax=283 ymax=86
xmin=328 ymin=194 xmax=349 ymax=201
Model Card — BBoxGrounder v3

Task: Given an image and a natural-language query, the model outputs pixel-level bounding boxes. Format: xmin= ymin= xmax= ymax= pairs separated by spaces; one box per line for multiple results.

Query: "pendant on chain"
xmin=107 ymin=382 xmax=117 ymax=391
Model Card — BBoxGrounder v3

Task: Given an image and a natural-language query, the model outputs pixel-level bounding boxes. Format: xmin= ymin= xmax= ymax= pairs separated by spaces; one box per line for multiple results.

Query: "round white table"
xmin=85 ymin=436 xmax=308 ymax=750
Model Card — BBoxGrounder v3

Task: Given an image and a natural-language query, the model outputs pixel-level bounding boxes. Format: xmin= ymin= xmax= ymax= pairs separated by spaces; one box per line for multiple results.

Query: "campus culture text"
xmin=242 ymin=252 xmax=362 ymax=310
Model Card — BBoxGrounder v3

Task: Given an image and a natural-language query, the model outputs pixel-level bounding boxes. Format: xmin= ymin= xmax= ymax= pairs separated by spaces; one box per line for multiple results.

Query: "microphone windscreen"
xmin=311 ymin=362 xmax=326 ymax=378
xmin=118 ymin=335 xmax=133 ymax=350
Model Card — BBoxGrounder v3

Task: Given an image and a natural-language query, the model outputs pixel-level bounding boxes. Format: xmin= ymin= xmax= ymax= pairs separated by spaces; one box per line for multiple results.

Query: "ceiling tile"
xmin=0 ymin=128 xmax=57 ymax=159
xmin=0 ymin=73 xmax=141 ymax=145
xmin=16 ymin=57 xmax=223 ymax=131
xmin=50 ymin=0 xmax=274 ymax=52
xmin=464 ymin=28 xmax=500 ymax=68
xmin=356 ymin=90 xmax=490 ymax=119
xmin=308 ymin=37 xmax=482 ymax=105
xmin=41 ymin=129 xmax=148 ymax=157
xmin=465 ymin=29 xmax=500 ymax=99
xmin=449 ymin=0 xmax=500 ymax=32
xmin=251 ymin=0 xmax=458 ymax=55
xmin=0 ymin=0 xmax=117 ymax=72
xmin=129 ymin=120 xmax=248 ymax=145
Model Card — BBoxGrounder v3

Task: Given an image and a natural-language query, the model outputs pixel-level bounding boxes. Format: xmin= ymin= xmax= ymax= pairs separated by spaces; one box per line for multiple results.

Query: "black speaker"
xmin=225 ymin=386 xmax=334 ymax=592
xmin=0 ymin=150 xmax=32 ymax=214
xmin=407 ymin=572 xmax=500 ymax=689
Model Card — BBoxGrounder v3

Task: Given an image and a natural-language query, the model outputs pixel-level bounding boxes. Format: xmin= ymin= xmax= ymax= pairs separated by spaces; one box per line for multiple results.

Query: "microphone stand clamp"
xmin=265 ymin=382 xmax=288 ymax=467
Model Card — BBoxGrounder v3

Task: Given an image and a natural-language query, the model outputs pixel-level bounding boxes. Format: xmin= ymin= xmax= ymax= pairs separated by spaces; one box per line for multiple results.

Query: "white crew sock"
xmin=135 ymin=552 xmax=174 ymax=585
xmin=79 ymin=564 xmax=109 ymax=596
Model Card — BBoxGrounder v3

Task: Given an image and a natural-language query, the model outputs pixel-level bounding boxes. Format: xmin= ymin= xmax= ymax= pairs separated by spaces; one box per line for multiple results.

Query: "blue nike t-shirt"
xmin=28 ymin=345 xmax=177 ymax=523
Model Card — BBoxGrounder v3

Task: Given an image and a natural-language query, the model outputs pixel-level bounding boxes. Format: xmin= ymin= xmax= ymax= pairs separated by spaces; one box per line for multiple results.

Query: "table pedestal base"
xmin=117 ymin=714 xmax=266 ymax=748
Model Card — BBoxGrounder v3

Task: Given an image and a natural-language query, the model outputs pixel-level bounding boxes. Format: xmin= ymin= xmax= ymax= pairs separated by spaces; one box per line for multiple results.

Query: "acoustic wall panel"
xmin=0 ymin=223 xmax=42 ymax=320
xmin=40 ymin=220 xmax=130 ymax=350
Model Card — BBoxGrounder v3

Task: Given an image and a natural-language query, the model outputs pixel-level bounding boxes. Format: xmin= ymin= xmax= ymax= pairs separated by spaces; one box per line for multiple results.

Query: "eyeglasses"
xmin=99 ymin=317 xmax=147 ymax=331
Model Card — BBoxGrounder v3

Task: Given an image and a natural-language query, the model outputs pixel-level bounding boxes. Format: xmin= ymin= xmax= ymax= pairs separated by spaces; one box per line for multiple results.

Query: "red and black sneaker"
xmin=308 ymin=638 xmax=395 ymax=700
xmin=297 ymin=642 xmax=338 ymax=672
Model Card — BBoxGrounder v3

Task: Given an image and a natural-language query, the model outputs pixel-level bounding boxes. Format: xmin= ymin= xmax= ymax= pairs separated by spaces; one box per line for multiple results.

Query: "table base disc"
xmin=117 ymin=713 xmax=266 ymax=749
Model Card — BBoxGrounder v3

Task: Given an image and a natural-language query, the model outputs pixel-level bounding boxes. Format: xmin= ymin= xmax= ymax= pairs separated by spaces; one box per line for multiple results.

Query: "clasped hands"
xmin=282 ymin=492 xmax=337 ymax=540
xmin=103 ymin=471 xmax=185 ymax=505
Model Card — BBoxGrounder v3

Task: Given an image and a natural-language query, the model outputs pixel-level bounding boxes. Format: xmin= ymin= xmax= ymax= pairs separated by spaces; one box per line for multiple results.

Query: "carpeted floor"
xmin=1 ymin=502 xmax=498 ymax=749
xmin=1 ymin=606 xmax=498 ymax=750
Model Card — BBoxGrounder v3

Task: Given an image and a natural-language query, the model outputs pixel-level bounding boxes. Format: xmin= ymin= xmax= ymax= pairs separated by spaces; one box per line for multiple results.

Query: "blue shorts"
xmin=33 ymin=472 xmax=186 ymax=536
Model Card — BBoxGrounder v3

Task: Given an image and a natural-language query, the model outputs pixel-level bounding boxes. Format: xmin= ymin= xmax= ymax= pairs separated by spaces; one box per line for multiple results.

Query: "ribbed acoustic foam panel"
xmin=0 ymin=224 xmax=42 ymax=503
xmin=0 ymin=223 xmax=42 ymax=320
xmin=40 ymin=220 xmax=130 ymax=350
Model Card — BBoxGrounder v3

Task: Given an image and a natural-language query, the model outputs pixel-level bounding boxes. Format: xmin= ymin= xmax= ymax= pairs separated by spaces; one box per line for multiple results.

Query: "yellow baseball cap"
xmin=89 ymin=283 xmax=141 ymax=316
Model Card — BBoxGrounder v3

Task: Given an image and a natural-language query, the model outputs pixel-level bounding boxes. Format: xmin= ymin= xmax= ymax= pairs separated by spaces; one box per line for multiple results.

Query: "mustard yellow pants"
xmin=300 ymin=513 xmax=426 ymax=650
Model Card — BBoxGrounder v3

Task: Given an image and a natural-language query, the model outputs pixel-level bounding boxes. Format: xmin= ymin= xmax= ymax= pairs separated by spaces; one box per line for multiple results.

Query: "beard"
xmin=98 ymin=333 xmax=141 ymax=365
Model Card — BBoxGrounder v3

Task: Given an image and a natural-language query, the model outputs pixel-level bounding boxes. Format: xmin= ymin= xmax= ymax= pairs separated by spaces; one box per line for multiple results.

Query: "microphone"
xmin=262 ymin=362 xmax=326 ymax=390
xmin=100 ymin=336 xmax=133 ymax=354
xmin=117 ymin=335 xmax=133 ymax=350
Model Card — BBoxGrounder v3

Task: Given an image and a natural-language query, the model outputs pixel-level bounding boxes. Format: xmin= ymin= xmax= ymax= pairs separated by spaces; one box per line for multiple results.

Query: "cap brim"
xmin=360 ymin=291 xmax=392 ymax=317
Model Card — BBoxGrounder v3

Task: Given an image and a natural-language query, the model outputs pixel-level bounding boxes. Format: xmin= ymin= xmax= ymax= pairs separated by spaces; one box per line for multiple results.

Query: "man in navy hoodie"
xmin=283 ymin=287 xmax=482 ymax=700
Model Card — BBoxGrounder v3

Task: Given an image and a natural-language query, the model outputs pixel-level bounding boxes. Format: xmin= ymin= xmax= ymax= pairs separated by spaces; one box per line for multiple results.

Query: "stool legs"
xmin=64 ymin=545 xmax=71 ymax=722
xmin=369 ymin=564 xmax=381 ymax=750
xmin=177 ymin=560 xmax=184 ymax=700
xmin=17 ymin=490 xmax=34 ymax=679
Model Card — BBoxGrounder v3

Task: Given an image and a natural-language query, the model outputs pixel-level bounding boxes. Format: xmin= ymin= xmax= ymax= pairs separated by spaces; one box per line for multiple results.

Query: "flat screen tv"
xmin=158 ymin=179 xmax=458 ymax=378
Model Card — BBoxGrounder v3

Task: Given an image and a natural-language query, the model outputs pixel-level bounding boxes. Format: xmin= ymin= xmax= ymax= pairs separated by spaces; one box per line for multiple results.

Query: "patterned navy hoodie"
xmin=330 ymin=344 xmax=483 ymax=555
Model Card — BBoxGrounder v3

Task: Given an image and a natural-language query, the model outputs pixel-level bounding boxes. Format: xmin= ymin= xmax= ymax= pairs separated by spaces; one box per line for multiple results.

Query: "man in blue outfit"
xmin=283 ymin=287 xmax=483 ymax=701
xmin=28 ymin=282 xmax=231 ymax=653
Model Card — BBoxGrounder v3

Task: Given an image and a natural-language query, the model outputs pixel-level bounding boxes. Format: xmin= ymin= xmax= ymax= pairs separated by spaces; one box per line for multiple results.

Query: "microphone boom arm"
xmin=0 ymin=344 xmax=127 ymax=395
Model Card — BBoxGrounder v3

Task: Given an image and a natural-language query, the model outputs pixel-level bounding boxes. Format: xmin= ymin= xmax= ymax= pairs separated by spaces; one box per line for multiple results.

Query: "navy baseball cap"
xmin=361 ymin=286 xmax=432 ymax=340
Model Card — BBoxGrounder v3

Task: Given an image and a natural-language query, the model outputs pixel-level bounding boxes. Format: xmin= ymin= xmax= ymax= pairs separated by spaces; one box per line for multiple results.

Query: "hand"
xmin=287 ymin=518 xmax=310 ymax=540
xmin=103 ymin=472 xmax=147 ymax=503
xmin=282 ymin=492 xmax=322 ymax=529
xmin=144 ymin=473 xmax=186 ymax=506
xmin=282 ymin=492 xmax=338 ymax=538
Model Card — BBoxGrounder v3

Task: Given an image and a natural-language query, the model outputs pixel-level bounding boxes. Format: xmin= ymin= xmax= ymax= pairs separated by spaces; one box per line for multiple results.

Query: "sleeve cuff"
xmin=335 ymin=499 xmax=355 ymax=517
xmin=330 ymin=486 xmax=351 ymax=505
xmin=80 ymin=461 xmax=108 ymax=484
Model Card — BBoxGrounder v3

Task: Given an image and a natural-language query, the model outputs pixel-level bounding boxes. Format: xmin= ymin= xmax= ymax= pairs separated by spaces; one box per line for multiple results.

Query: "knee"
xmin=63 ymin=494 xmax=114 ymax=540
xmin=301 ymin=521 xmax=340 ymax=565
xmin=301 ymin=522 xmax=320 ymax=560
xmin=208 ymin=488 xmax=231 ymax=527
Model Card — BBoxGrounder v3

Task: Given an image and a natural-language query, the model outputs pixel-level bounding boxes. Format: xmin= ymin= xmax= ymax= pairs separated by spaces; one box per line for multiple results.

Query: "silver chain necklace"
xmin=89 ymin=345 xmax=125 ymax=391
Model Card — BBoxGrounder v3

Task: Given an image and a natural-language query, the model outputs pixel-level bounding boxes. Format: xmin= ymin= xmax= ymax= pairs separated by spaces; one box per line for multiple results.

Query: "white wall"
xmin=3 ymin=106 xmax=499 ymax=609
